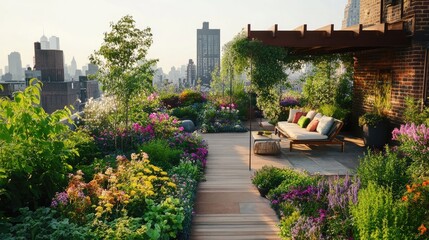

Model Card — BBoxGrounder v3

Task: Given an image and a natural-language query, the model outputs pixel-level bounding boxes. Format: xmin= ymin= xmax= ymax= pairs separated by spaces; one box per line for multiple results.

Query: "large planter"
xmin=362 ymin=122 xmax=387 ymax=148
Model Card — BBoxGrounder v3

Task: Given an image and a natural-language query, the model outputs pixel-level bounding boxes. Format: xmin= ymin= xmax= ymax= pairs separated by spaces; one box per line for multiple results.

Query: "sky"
xmin=0 ymin=0 xmax=348 ymax=73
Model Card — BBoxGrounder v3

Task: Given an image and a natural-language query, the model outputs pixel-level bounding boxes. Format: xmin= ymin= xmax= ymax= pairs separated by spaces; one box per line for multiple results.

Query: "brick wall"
xmin=353 ymin=0 xmax=429 ymax=127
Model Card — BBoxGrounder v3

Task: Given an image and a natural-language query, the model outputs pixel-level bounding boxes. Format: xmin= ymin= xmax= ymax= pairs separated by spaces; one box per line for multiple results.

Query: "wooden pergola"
xmin=246 ymin=22 xmax=411 ymax=55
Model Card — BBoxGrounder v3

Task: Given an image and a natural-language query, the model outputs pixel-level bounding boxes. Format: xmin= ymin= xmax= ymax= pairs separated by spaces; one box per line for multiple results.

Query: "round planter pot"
xmin=362 ymin=122 xmax=387 ymax=149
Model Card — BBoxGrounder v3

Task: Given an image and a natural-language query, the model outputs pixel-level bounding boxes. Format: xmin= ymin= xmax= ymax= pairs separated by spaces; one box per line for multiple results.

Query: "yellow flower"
xmin=160 ymin=171 xmax=168 ymax=176
xmin=144 ymin=168 xmax=152 ymax=174
xmin=130 ymin=190 xmax=136 ymax=196
xmin=167 ymin=182 xmax=176 ymax=188
xmin=152 ymin=166 xmax=161 ymax=172
xmin=148 ymin=175 xmax=157 ymax=181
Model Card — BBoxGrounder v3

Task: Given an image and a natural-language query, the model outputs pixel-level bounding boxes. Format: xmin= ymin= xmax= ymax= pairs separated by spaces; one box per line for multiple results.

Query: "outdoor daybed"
xmin=275 ymin=110 xmax=344 ymax=152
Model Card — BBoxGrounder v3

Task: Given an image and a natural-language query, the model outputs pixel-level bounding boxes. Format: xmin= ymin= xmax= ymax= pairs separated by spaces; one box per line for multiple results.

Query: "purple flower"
xmin=280 ymin=97 xmax=300 ymax=107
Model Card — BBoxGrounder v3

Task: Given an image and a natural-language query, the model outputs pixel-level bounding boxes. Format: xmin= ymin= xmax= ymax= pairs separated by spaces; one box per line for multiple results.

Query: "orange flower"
xmin=418 ymin=224 xmax=427 ymax=235
xmin=407 ymin=185 xmax=412 ymax=193
xmin=422 ymin=181 xmax=429 ymax=187
xmin=414 ymin=192 xmax=421 ymax=201
xmin=402 ymin=196 xmax=408 ymax=201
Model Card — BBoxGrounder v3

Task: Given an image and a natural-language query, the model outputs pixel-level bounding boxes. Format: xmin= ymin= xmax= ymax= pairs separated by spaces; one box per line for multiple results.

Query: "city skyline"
xmin=1 ymin=0 xmax=347 ymax=72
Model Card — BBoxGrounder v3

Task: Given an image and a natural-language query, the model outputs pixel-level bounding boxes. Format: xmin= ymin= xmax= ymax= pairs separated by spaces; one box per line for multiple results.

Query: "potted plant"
xmin=358 ymin=112 xmax=388 ymax=148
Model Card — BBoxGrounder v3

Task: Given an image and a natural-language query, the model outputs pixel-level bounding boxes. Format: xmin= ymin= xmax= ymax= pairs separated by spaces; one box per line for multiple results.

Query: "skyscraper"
xmin=186 ymin=59 xmax=196 ymax=87
xmin=49 ymin=36 xmax=60 ymax=50
xmin=70 ymin=57 xmax=77 ymax=79
xmin=8 ymin=52 xmax=23 ymax=80
xmin=40 ymin=35 xmax=50 ymax=49
xmin=197 ymin=22 xmax=220 ymax=86
xmin=342 ymin=0 xmax=360 ymax=29
xmin=34 ymin=42 xmax=64 ymax=82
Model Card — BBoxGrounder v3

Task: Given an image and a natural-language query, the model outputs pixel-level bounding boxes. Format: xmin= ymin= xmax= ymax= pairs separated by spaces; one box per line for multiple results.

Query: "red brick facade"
xmin=353 ymin=0 xmax=429 ymax=125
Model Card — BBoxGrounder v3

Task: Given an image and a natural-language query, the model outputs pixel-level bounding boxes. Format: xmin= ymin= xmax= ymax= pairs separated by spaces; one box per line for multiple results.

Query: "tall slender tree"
xmin=90 ymin=15 xmax=158 ymax=130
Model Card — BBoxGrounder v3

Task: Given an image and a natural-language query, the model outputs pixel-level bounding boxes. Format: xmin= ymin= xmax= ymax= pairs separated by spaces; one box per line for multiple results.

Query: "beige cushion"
xmin=305 ymin=110 xmax=317 ymax=120
xmin=277 ymin=121 xmax=328 ymax=140
xmin=314 ymin=113 xmax=323 ymax=120
xmin=316 ymin=116 xmax=335 ymax=135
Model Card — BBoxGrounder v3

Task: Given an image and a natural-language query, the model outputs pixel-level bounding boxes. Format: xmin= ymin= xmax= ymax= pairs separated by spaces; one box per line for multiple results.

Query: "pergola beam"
xmin=247 ymin=23 xmax=411 ymax=55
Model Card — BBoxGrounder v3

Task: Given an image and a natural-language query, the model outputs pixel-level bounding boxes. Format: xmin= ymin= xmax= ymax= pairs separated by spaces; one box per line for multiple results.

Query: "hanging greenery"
xmin=220 ymin=33 xmax=286 ymax=121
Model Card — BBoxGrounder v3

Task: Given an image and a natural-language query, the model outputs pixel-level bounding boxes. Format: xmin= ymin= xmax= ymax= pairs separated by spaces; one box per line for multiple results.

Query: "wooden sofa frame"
xmin=275 ymin=119 xmax=345 ymax=152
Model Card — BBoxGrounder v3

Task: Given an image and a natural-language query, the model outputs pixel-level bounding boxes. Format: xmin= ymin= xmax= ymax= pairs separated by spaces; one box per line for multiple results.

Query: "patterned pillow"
xmin=316 ymin=116 xmax=335 ymax=135
xmin=287 ymin=109 xmax=301 ymax=122
xmin=293 ymin=112 xmax=304 ymax=123
xmin=297 ymin=116 xmax=311 ymax=128
xmin=306 ymin=119 xmax=319 ymax=132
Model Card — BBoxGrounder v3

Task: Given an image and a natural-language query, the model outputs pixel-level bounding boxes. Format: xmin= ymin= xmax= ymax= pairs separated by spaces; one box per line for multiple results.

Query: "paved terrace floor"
xmin=190 ymin=128 xmax=365 ymax=239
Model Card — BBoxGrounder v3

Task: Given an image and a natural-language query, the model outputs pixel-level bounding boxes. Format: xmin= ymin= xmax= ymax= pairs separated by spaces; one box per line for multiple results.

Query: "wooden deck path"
xmin=190 ymin=133 xmax=281 ymax=240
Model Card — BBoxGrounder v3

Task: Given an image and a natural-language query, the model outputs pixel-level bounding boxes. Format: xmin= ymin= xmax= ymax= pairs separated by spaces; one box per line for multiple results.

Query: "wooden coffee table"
xmin=251 ymin=131 xmax=281 ymax=155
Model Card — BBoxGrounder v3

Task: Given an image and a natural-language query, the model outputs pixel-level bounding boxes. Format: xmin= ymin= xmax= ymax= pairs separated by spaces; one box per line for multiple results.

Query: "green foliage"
xmin=90 ymin=15 xmax=158 ymax=129
xmin=403 ymin=96 xmax=429 ymax=125
xmin=159 ymin=93 xmax=180 ymax=109
xmin=358 ymin=112 xmax=385 ymax=127
xmin=0 ymin=208 xmax=94 ymax=240
xmin=357 ymin=147 xmax=410 ymax=198
xmin=223 ymin=33 xmax=290 ymax=121
xmin=350 ymin=183 xmax=413 ymax=239
xmin=251 ymin=166 xmax=287 ymax=190
xmin=0 ymin=80 xmax=77 ymax=213
xmin=67 ymin=129 xmax=101 ymax=167
xmin=179 ymin=89 xmax=205 ymax=106
xmin=138 ymin=139 xmax=182 ymax=170
xmin=200 ymin=103 xmax=246 ymax=133
xmin=301 ymin=57 xmax=353 ymax=109
xmin=319 ymin=104 xmax=349 ymax=121
xmin=268 ymin=171 xmax=318 ymax=199
xmin=279 ymin=208 xmax=301 ymax=239
xmin=170 ymin=160 xmax=203 ymax=182
xmin=171 ymin=105 xmax=201 ymax=126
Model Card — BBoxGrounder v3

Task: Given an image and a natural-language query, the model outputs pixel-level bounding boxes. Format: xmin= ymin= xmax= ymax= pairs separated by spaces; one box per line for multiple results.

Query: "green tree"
xmin=90 ymin=15 xmax=158 ymax=130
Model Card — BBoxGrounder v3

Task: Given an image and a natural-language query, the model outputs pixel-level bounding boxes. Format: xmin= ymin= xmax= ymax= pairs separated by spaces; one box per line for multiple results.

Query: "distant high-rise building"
xmin=34 ymin=42 xmax=65 ymax=82
xmin=8 ymin=52 xmax=24 ymax=80
xmin=86 ymin=63 xmax=98 ymax=76
xmin=25 ymin=67 xmax=42 ymax=85
xmin=342 ymin=0 xmax=360 ymax=28
xmin=0 ymin=69 xmax=3 ymax=76
xmin=70 ymin=57 xmax=77 ymax=79
xmin=197 ymin=22 xmax=220 ymax=86
xmin=49 ymin=36 xmax=60 ymax=50
xmin=40 ymin=35 xmax=50 ymax=49
xmin=186 ymin=59 xmax=196 ymax=87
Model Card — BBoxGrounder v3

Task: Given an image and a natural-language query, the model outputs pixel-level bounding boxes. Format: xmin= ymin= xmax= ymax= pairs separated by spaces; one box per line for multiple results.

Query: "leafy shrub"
xmin=0 ymin=81 xmax=78 ymax=213
xmin=171 ymin=105 xmax=200 ymax=124
xmin=179 ymin=89 xmax=206 ymax=106
xmin=200 ymin=103 xmax=247 ymax=133
xmin=319 ymin=104 xmax=349 ymax=121
xmin=67 ymin=129 xmax=102 ymax=167
xmin=170 ymin=161 xmax=201 ymax=240
xmin=267 ymin=171 xmax=319 ymax=199
xmin=139 ymin=139 xmax=182 ymax=170
xmin=251 ymin=166 xmax=287 ymax=191
xmin=0 ymin=207 xmax=94 ymax=239
xmin=160 ymin=93 xmax=180 ymax=109
xmin=357 ymin=147 xmax=410 ymax=197
xmin=403 ymin=96 xmax=429 ymax=125
xmin=350 ymin=182 xmax=412 ymax=239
